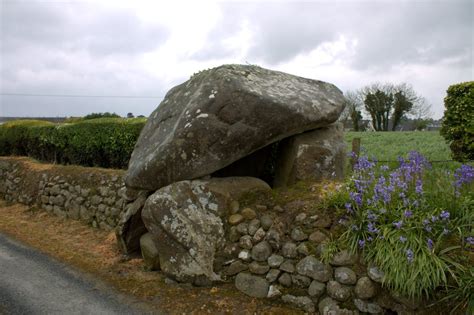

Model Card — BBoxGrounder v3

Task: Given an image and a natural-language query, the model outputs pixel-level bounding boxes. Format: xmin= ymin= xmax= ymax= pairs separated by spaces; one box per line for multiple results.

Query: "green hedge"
xmin=0 ymin=118 xmax=146 ymax=169
xmin=440 ymin=82 xmax=474 ymax=161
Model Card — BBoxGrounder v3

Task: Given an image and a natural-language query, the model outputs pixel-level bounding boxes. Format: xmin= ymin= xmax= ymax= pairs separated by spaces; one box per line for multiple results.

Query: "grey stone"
xmin=241 ymin=208 xmax=257 ymax=220
xmin=52 ymin=195 xmax=65 ymax=206
xmin=354 ymin=299 xmax=383 ymax=314
xmin=247 ymin=219 xmax=261 ymax=236
xmin=251 ymin=241 xmax=272 ymax=262
xmin=273 ymin=205 xmax=284 ymax=213
xmin=50 ymin=185 xmax=61 ymax=195
xmin=267 ymin=254 xmax=284 ymax=268
xmin=236 ymin=222 xmax=249 ymax=235
xmin=296 ymin=243 xmax=309 ymax=256
xmin=327 ymin=280 xmax=352 ymax=302
xmin=355 ymin=276 xmax=376 ymax=299
xmin=229 ymin=214 xmax=244 ymax=225
xmin=255 ymin=204 xmax=267 ymax=211
xmin=252 ymin=227 xmax=266 ymax=243
xmin=267 ymin=285 xmax=282 ymax=299
xmin=296 ymin=256 xmax=333 ymax=282
xmin=290 ymin=227 xmax=308 ymax=241
xmin=260 ymin=214 xmax=273 ymax=230
xmin=125 ymin=64 xmax=346 ymax=191
xmin=223 ymin=261 xmax=248 ymax=276
xmin=265 ymin=228 xmax=281 ymax=250
xmin=278 ymin=273 xmax=292 ymax=287
xmin=274 ymin=123 xmax=346 ymax=187
xmin=266 ymin=269 xmax=280 ymax=283
xmin=239 ymin=235 xmax=253 ymax=249
xmin=40 ymin=195 xmax=49 ymax=204
xmin=309 ymin=230 xmax=328 ymax=243
xmin=334 ymin=267 xmax=357 ymax=285
xmin=294 ymin=212 xmax=307 ymax=223
xmin=238 ymin=250 xmax=251 ymax=262
xmin=228 ymin=227 xmax=240 ymax=242
xmin=279 ymin=260 xmax=295 ymax=273
xmin=249 ymin=261 xmax=270 ymax=275
xmin=140 ymin=233 xmax=160 ymax=271
xmin=330 ymin=250 xmax=357 ymax=266
xmin=291 ymin=274 xmax=311 ymax=287
xmin=308 ymin=280 xmax=326 ymax=298
xmin=281 ymin=242 xmax=297 ymax=258
xmin=313 ymin=216 xmax=332 ymax=228
xmin=235 ymin=272 xmax=269 ymax=298
xmin=318 ymin=297 xmax=339 ymax=315
xmin=281 ymin=295 xmax=315 ymax=313
xmin=368 ymin=266 xmax=385 ymax=283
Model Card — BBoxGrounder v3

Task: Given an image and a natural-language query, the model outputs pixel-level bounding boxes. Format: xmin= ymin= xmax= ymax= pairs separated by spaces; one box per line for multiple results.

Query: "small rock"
xmin=236 ymin=222 xmax=249 ymax=235
xmin=238 ymin=250 xmax=251 ymax=262
xmin=230 ymin=200 xmax=240 ymax=214
xmin=255 ymin=204 xmax=267 ymax=211
xmin=249 ymin=261 xmax=270 ymax=275
xmin=368 ymin=266 xmax=385 ymax=283
xmin=330 ymin=250 xmax=357 ymax=266
xmin=228 ymin=227 xmax=240 ymax=242
xmin=241 ymin=208 xmax=257 ymax=220
xmin=267 ymin=284 xmax=282 ymax=299
xmin=267 ymin=254 xmax=285 ymax=268
xmin=251 ymin=241 xmax=272 ymax=262
xmin=334 ymin=267 xmax=357 ymax=285
xmin=164 ymin=277 xmax=177 ymax=285
xmin=248 ymin=219 xmax=261 ymax=236
xmin=294 ymin=212 xmax=307 ymax=223
xmin=354 ymin=299 xmax=383 ymax=314
xmin=281 ymin=295 xmax=315 ymax=313
xmin=291 ymin=274 xmax=311 ymax=287
xmin=239 ymin=235 xmax=253 ymax=250
xmin=224 ymin=261 xmax=248 ymax=276
xmin=296 ymin=256 xmax=332 ymax=282
xmin=260 ymin=214 xmax=273 ymax=230
xmin=355 ymin=277 xmax=376 ymax=299
xmin=313 ymin=216 xmax=332 ymax=228
xmin=282 ymin=242 xmax=298 ymax=258
xmin=235 ymin=272 xmax=269 ymax=298
xmin=265 ymin=228 xmax=281 ymax=250
xmin=291 ymin=227 xmax=308 ymax=241
xmin=309 ymin=230 xmax=328 ymax=243
xmin=279 ymin=260 xmax=295 ymax=273
xmin=318 ymin=297 xmax=339 ymax=315
xmin=252 ymin=227 xmax=266 ymax=243
xmin=278 ymin=273 xmax=292 ymax=287
xmin=308 ymin=280 xmax=326 ymax=298
xmin=296 ymin=243 xmax=309 ymax=256
xmin=327 ymin=280 xmax=352 ymax=302
xmin=273 ymin=205 xmax=284 ymax=213
xmin=266 ymin=269 xmax=281 ymax=282
xmin=229 ymin=214 xmax=244 ymax=225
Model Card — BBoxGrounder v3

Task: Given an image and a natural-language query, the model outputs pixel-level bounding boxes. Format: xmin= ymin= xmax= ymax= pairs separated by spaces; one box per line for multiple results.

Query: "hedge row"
xmin=441 ymin=81 xmax=474 ymax=161
xmin=0 ymin=118 xmax=146 ymax=169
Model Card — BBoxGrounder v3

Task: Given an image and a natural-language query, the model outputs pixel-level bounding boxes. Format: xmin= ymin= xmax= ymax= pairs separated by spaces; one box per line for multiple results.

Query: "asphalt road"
xmin=0 ymin=233 xmax=154 ymax=315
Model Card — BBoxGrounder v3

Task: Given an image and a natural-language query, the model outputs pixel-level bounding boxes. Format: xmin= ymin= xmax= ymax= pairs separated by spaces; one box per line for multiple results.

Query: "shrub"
xmin=83 ymin=112 xmax=121 ymax=120
xmin=0 ymin=118 xmax=146 ymax=169
xmin=0 ymin=120 xmax=54 ymax=156
xmin=337 ymin=152 xmax=473 ymax=300
xmin=441 ymin=82 xmax=474 ymax=161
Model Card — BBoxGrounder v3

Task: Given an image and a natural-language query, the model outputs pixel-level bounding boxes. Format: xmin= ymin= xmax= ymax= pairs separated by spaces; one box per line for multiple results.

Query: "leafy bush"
xmin=337 ymin=152 xmax=473 ymax=300
xmin=441 ymin=82 xmax=474 ymax=161
xmin=0 ymin=118 xmax=146 ymax=169
xmin=83 ymin=112 xmax=121 ymax=120
xmin=0 ymin=120 xmax=54 ymax=156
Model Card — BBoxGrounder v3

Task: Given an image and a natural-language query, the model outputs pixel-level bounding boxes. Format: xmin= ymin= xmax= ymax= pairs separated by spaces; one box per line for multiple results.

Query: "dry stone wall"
xmin=0 ymin=157 xmax=125 ymax=230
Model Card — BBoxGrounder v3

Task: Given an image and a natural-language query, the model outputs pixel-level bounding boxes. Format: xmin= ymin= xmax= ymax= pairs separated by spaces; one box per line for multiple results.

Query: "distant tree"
xmin=355 ymin=83 xmax=426 ymax=131
xmin=83 ymin=112 xmax=120 ymax=120
xmin=127 ymin=112 xmax=134 ymax=118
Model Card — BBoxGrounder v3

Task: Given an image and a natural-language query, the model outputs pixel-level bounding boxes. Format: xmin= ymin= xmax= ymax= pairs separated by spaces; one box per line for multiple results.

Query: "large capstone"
xmin=125 ymin=64 xmax=346 ymax=191
xmin=141 ymin=177 xmax=270 ymax=284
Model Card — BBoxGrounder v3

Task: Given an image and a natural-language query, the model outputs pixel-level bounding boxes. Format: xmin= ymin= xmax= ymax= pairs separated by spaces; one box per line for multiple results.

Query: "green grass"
xmin=345 ymin=131 xmax=452 ymax=162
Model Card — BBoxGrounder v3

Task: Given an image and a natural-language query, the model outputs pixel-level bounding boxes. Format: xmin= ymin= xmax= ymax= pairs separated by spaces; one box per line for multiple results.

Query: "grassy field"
xmin=345 ymin=131 xmax=453 ymax=162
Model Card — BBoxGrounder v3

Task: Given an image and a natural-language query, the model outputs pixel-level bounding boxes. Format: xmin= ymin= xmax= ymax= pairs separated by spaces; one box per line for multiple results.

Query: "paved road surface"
xmin=0 ymin=233 xmax=154 ymax=314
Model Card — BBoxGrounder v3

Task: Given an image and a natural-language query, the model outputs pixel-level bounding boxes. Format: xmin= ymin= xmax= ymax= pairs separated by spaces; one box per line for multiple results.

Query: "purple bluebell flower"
xmin=406 ymin=248 xmax=414 ymax=263
xmin=431 ymin=215 xmax=438 ymax=223
xmin=351 ymin=225 xmax=360 ymax=231
xmin=379 ymin=208 xmax=387 ymax=214
xmin=427 ymin=238 xmax=434 ymax=251
xmin=380 ymin=165 xmax=389 ymax=171
xmin=466 ymin=236 xmax=474 ymax=245
xmin=443 ymin=228 xmax=450 ymax=235
xmin=367 ymin=211 xmax=378 ymax=221
xmin=350 ymin=192 xmax=363 ymax=207
xmin=358 ymin=239 xmax=365 ymax=248
xmin=422 ymin=219 xmax=430 ymax=225
xmin=415 ymin=179 xmax=423 ymax=194
xmin=345 ymin=202 xmax=353 ymax=213
xmin=367 ymin=236 xmax=373 ymax=242
xmin=404 ymin=210 xmax=413 ymax=218
xmin=399 ymin=236 xmax=407 ymax=243
xmin=439 ymin=210 xmax=450 ymax=221
xmin=424 ymin=225 xmax=432 ymax=232
xmin=393 ymin=221 xmax=403 ymax=229
xmin=367 ymin=222 xmax=379 ymax=234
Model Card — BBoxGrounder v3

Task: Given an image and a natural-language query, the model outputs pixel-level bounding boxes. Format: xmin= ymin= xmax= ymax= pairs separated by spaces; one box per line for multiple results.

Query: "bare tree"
xmin=339 ymin=90 xmax=363 ymax=131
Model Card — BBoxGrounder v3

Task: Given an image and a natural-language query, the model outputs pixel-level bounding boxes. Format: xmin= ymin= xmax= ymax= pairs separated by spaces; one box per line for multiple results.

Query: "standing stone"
xmin=274 ymin=123 xmax=346 ymax=187
xmin=125 ymin=64 xmax=346 ymax=191
xmin=235 ymin=272 xmax=269 ymax=298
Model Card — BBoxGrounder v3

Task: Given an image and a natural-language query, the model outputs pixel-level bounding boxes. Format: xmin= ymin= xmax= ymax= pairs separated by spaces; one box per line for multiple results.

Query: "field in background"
xmin=344 ymin=131 xmax=453 ymax=163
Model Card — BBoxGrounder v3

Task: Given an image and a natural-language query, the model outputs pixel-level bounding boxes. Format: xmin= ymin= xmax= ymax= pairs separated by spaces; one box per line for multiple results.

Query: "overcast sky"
xmin=1 ymin=0 xmax=472 ymax=119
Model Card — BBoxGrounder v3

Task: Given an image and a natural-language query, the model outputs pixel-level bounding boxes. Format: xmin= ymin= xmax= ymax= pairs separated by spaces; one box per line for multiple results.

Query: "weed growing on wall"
xmin=335 ymin=151 xmax=473 ymax=301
